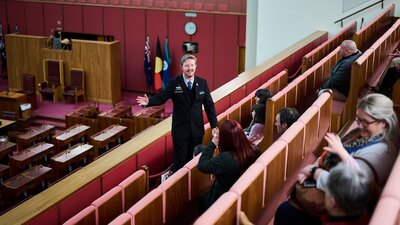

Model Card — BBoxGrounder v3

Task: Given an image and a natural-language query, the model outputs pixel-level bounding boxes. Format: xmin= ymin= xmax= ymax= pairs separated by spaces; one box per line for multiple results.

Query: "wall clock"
xmin=184 ymin=21 xmax=197 ymax=35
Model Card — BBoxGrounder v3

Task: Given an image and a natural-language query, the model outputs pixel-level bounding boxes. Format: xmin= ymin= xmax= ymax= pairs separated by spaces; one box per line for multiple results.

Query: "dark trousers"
xmin=274 ymin=201 xmax=321 ymax=225
xmin=171 ymin=135 xmax=203 ymax=172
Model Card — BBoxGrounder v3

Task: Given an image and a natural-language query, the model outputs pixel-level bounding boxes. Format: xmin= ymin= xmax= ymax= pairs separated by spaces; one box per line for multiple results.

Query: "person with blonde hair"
xmin=137 ymin=54 xmax=218 ymax=176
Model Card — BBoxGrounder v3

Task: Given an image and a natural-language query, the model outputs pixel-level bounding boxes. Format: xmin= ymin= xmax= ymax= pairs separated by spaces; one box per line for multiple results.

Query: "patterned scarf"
xmin=342 ymin=128 xmax=384 ymax=154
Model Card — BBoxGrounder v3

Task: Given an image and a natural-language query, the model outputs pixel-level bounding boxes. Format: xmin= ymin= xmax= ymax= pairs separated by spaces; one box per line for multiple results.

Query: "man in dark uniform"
xmin=136 ymin=54 xmax=218 ymax=175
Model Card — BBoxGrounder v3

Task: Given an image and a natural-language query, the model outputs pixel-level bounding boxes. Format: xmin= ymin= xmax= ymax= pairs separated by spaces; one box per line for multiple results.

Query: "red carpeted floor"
xmin=0 ymin=78 xmax=172 ymax=120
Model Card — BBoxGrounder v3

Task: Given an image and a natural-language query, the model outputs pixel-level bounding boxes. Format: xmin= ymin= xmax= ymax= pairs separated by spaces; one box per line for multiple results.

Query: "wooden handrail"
xmin=334 ymin=0 xmax=385 ymax=27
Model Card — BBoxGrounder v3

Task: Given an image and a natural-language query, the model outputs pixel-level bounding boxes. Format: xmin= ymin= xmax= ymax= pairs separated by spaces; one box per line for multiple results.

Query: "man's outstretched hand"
xmin=136 ymin=94 xmax=149 ymax=106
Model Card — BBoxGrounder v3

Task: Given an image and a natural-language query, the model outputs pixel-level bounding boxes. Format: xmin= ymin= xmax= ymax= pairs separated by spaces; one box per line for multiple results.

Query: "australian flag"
xmin=144 ymin=35 xmax=152 ymax=90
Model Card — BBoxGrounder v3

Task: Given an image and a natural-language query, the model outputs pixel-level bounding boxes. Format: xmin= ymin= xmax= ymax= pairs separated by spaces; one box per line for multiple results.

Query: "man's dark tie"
xmin=187 ymin=81 xmax=192 ymax=90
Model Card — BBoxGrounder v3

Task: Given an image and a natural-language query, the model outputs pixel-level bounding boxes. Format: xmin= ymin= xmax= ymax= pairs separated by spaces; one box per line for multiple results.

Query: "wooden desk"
xmin=0 ymin=119 xmax=16 ymax=129
xmin=52 ymin=124 xmax=90 ymax=153
xmin=0 ymin=163 xmax=10 ymax=184
xmin=0 ymin=141 xmax=17 ymax=160
xmin=98 ymin=104 xmax=132 ymax=118
xmin=0 ymin=91 xmax=27 ymax=119
xmin=90 ymin=124 xmax=127 ymax=157
xmin=16 ymin=124 xmax=55 ymax=149
xmin=9 ymin=142 xmax=54 ymax=176
xmin=2 ymin=165 xmax=52 ymax=200
xmin=51 ymin=143 xmax=93 ymax=179
xmin=133 ymin=105 xmax=165 ymax=118
xmin=66 ymin=105 xmax=99 ymax=118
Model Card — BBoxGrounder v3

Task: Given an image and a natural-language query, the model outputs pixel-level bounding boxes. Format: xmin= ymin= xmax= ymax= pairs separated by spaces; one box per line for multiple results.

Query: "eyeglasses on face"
xmin=355 ymin=116 xmax=378 ymax=127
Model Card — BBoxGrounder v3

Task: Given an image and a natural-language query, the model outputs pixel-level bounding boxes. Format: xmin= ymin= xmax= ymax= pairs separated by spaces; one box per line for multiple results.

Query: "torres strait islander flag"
xmin=162 ymin=37 xmax=171 ymax=90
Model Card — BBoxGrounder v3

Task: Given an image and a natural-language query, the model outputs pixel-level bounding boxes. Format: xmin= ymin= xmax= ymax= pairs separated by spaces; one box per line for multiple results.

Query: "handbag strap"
xmin=353 ymin=156 xmax=379 ymax=184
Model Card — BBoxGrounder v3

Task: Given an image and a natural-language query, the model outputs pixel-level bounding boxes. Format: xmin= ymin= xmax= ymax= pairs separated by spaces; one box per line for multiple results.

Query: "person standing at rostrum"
xmin=136 ymin=54 xmax=218 ymax=177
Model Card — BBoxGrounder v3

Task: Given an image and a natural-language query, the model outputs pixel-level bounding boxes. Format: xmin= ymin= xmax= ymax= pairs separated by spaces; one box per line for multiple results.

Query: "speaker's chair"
xmin=38 ymin=59 xmax=64 ymax=102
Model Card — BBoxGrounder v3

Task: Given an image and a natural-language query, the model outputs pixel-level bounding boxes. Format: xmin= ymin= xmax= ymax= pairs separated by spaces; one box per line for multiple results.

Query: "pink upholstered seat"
xmin=193 ymin=192 xmax=239 ymax=225
xmin=108 ymin=213 xmax=132 ymax=225
xmin=369 ymin=197 xmax=400 ymax=225
xmin=229 ymin=163 xmax=265 ymax=222
xmin=118 ymin=169 xmax=147 ymax=211
xmin=127 ymin=188 xmax=163 ymax=225
xmin=91 ymin=186 xmax=123 ymax=225
xmin=63 ymin=205 xmax=96 ymax=225
xmin=184 ymin=154 xmax=213 ymax=200
xmin=297 ymin=106 xmax=319 ymax=154
xmin=278 ymin=122 xmax=305 ymax=176
xmin=158 ymin=168 xmax=190 ymax=224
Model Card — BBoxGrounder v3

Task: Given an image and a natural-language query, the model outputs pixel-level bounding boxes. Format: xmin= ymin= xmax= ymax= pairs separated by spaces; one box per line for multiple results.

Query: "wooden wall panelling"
xmin=39 ymin=39 xmax=121 ymax=103
xmin=104 ymin=7 xmax=126 ymax=89
xmin=83 ymin=6 xmax=103 ymax=34
xmin=6 ymin=1 xmax=26 ymax=34
xmin=25 ymin=2 xmax=45 ymax=36
xmin=43 ymin=3 xmax=63 ymax=38
xmin=191 ymin=13 xmax=214 ymax=89
xmin=63 ymin=4 xmax=84 ymax=33
xmin=167 ymin=11 xmax=188 ymax=80
xmin=238 ymin=15 xmax=246 ymax=46
xmin=214 ymin=14 xmax=239 ymax=89
xmin=124 ymin=8 xmax=146 ymax=92
xmin=5 ymin=34 xmax=47 ymax=91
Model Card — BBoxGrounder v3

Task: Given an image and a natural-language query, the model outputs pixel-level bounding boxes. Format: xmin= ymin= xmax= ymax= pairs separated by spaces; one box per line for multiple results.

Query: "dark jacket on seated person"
xmin=321 ymin=51 xmax=362 ymax=97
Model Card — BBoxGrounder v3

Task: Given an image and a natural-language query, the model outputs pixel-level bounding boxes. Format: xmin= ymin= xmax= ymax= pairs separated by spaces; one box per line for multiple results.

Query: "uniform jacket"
xmin=147 ymin=75 xmax=218 ymax=138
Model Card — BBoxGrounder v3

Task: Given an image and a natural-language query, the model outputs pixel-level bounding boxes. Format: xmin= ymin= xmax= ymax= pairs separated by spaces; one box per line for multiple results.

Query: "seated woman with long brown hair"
xmin=197 ymin=119 xmax=260 ymax=213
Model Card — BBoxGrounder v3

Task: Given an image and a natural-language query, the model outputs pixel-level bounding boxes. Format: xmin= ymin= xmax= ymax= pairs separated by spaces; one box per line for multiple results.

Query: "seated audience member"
xmin=275 ymin=107 xmax=300 ymax=134
xmin=318 ymin=40 xmax=362 ymax=101
xmin=376 ymin=55 xmax=400 ymax=97
xmin=321 ymin=163 xmax=371 ymax=225
xmin=243 ymin=163 xmax=371 ymax=225
xmin=246 ymin=104 xmax=266 ymax=143
xmin=198 ymin=120 xmax=260 ymax=213
xmin=255 ymin=88 xmax=272 ymax=105
xmin=274 ymin=93 xmax=400 ymax=225
xmin=244 ymin=89 xmax=272 ymax=133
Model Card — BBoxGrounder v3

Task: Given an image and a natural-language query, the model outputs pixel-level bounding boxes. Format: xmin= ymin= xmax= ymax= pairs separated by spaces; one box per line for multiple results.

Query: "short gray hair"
xmin=358 ymin=93 xmax=400 ymax=153
xmin=326 ymin=163 xmax=371 ymax=215
xmin=181 ymin=54 xmax=197 ymax=65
